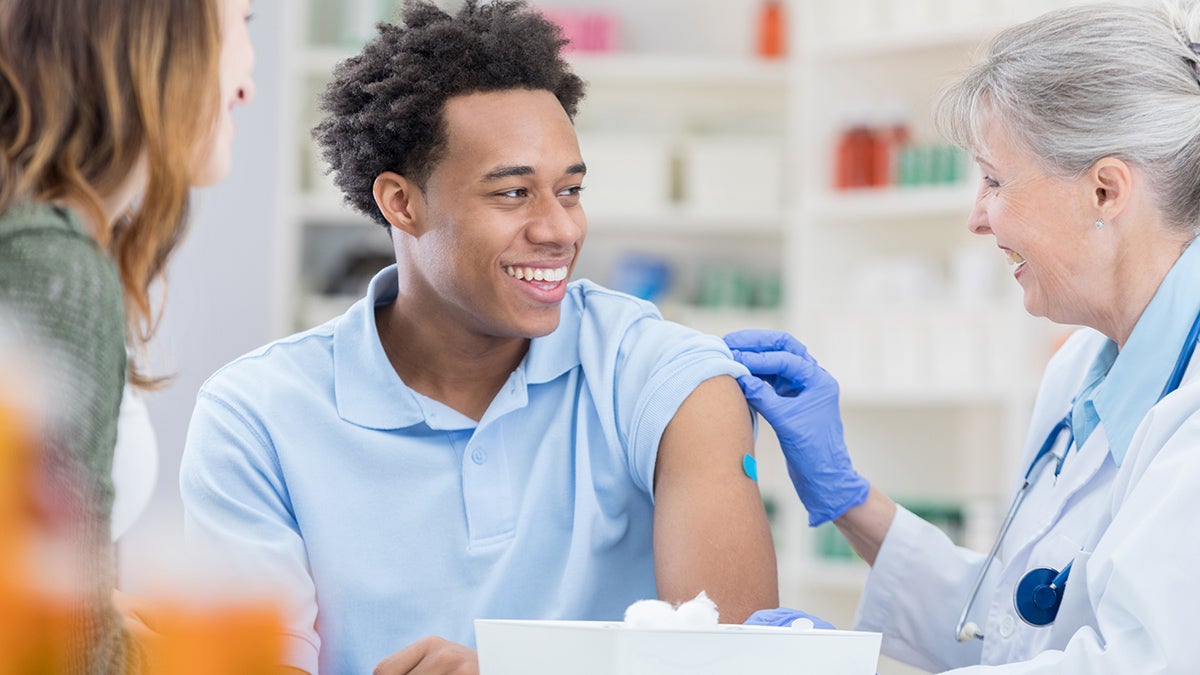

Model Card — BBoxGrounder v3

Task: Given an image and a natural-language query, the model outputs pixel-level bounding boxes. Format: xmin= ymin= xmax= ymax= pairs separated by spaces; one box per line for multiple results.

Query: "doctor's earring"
xmin=1094 ymin=218 xmax=1105 ymax=230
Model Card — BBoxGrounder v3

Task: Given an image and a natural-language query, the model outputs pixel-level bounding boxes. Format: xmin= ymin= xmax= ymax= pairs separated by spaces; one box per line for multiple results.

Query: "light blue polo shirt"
xmin=180 ymin=266 xmax=748 ymax=675
xmin=1071 ymin=238 xmax=1200 ymax=465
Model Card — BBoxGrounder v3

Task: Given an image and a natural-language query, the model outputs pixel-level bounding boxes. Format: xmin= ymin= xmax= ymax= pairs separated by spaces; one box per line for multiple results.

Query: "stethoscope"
xmin=954 ymin=307 xmax=1200 ymax=642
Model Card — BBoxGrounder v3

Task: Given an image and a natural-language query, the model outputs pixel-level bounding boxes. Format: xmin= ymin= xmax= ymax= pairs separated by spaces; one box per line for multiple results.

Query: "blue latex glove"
xmin=745 ymin=607 xmax=836 ymax=630
xmin=725 ymin=329 xmax=870 ymax=526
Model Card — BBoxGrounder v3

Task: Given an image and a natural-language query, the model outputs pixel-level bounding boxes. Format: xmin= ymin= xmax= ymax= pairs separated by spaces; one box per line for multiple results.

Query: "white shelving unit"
xmin=276 ymin=2 xmax=1104 ymax=673
xmin=776 ymin=6 xmax=1090 ymax=673
xmin=282 ymin=0 xmax=790 ymax=335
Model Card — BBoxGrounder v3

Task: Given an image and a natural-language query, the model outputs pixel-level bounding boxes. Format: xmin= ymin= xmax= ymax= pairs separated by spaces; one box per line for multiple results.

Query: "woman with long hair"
xmin=0 ymin=0 xmax=254 ymax=669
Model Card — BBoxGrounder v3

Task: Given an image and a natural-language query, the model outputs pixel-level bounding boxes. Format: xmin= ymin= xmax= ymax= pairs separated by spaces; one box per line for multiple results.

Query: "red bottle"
xmin=757 ymin=1 xmax=786 ymax=59
xmin=870 ymin=104 xmax=911 ymax=187
xmin=835 ymin=121 xmax=875 ymax=191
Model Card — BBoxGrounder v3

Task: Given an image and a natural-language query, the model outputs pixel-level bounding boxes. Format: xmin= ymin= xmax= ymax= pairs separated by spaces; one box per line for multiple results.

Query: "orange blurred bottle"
xmin=148 ymin=602 xmax=285 ymax=675
xmin=0 ymin=386 xmax=83 ymax=674
xmin=756 ymin=1 xmax=786 ymax=59
xmin=835 ymin=115 xmax=875 ymax=191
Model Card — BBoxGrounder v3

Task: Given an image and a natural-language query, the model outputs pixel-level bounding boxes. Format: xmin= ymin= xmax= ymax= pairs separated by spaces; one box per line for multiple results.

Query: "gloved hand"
xmin=745 ymin=607 xmax=836 ymax=630
xmin=725 ymin=329 xmax=870 ymax=526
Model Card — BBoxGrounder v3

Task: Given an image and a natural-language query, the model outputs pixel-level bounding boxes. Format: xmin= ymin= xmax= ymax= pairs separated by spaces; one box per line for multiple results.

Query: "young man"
xmin=179 ymin=2 xmax=777 ymax=673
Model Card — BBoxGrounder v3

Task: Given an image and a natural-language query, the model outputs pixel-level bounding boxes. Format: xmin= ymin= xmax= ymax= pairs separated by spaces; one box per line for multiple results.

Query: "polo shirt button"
xmin=471 ymin=448 xmax=487 ymax=465
xmin=998 ymin=614 xmax=1015 ymax=638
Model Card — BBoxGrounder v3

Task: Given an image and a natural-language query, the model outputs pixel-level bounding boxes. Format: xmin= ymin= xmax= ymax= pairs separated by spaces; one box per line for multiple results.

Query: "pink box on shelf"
xmin=579 ymin=11 xmax=620 ymax=52
xmin=541 ymin=8 xmax=620 ymax=53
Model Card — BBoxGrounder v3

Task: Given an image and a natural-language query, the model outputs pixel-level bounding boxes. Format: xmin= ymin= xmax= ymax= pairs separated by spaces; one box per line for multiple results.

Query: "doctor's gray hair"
xmin=936 ymin=0 xmax=1200 ymax=234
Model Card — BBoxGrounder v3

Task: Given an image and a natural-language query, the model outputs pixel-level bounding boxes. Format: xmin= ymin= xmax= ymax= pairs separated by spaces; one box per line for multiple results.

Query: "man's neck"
xmin=374 ymin=300 xmax=529 ymax=422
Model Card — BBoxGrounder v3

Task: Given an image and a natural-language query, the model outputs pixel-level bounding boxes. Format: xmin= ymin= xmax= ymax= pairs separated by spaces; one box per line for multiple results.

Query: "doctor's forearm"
xmin=833 ymin=487 xmax=896 ymax=566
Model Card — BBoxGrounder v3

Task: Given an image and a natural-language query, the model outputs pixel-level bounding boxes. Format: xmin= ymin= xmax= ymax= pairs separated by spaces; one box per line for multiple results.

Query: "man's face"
xmin=401 ymin=88 xmax=587 ymax=340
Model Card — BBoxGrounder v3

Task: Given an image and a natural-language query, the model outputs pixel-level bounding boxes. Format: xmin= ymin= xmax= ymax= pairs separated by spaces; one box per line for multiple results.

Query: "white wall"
xmin=119 ymin=2 xmax=285 ymax=589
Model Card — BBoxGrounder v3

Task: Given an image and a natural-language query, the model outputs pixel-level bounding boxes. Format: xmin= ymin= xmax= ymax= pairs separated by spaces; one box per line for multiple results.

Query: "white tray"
xmin=475 ymin=619 xmax=881 ymax=675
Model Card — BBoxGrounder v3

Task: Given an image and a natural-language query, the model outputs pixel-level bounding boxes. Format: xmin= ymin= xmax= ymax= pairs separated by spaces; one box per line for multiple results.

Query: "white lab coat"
xmin=854 ymin=328 xmax=1200 ymax=674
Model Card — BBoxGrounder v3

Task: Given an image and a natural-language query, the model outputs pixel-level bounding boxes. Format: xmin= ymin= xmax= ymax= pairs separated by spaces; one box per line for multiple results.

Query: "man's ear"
xmin=373 ymin=171 xmax=425 ymax=236
xmin=1090 ymin=157 xmax=1133 ymax=219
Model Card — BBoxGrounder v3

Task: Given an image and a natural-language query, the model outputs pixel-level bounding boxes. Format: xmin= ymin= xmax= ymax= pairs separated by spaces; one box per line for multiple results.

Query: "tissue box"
xmin=475 ymin=620 xmax=881 ymax=675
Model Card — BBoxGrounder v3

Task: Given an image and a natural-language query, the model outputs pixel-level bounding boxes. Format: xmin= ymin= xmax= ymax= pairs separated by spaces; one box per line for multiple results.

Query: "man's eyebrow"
xmin=481 ymin=163 xmax=588 ymax=182
xmin=482 ymin=165 xmax=534 ymax=182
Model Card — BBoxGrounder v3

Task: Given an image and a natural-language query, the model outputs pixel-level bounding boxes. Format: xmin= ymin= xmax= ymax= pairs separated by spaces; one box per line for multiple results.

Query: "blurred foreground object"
xmin=0 ymin=340 xmax=285 ymax=674
xmin=138 ymin=602 xmax=284 ymax=675
xmin=0 ymin=351 xmax=83 ymax=671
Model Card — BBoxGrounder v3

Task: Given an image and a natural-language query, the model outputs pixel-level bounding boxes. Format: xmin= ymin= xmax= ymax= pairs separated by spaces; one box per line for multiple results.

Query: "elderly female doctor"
xmin=728 ymin=2 xmax=1200 ymax=673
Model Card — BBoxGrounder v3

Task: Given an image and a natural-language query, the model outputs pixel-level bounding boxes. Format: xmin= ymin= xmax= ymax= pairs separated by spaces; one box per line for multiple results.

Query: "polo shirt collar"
xmin=333 ymin=266 xmax=582 ymax=429
xmin=333 ymin=265 xmax=427 ymax=429
xmin=1089 ymin=238 xmax=1200 ymax=465
xmin=522 ymin=288 xmax=582 ymax=385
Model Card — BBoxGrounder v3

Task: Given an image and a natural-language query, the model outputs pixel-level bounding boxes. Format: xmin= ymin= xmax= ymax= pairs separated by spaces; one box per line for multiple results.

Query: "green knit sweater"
xmin=0 ymin=202 xmax=141 ymax=672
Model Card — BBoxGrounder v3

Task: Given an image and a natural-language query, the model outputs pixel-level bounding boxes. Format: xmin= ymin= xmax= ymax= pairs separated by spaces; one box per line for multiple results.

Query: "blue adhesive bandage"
xmin=742 ymin=453 xmax=758 ymax=482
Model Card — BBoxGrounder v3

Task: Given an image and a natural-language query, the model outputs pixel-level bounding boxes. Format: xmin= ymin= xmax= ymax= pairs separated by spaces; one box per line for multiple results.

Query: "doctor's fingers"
xmin=373 ymin=636 xmax=479 ymax=675
xmin=731 ymin=349 xmax=820 ymax=385
xmin=736 ymin=372 xmax=777 ymax=407
xmin=724 ymin=329 xmax=812 ymax=358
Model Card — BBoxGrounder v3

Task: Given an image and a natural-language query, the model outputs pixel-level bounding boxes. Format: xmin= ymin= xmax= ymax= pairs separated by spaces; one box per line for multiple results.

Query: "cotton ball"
xmin=673 ymin=591 xmax=719 ymax=629
xmin=624 ymin=599 xmax=677 ymax=629
xmin=789 ymin=617 xmax=816 ymax=632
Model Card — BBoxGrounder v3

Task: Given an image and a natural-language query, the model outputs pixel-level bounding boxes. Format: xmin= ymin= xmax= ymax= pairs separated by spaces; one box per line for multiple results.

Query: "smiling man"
xmin=179 ymin=2 xmax=777 ymax=674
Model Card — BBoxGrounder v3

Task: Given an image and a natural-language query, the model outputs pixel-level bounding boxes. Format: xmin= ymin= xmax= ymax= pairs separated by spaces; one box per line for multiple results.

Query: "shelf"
xmin=838 ymin=384 xmax=1020 ymax=407
xmin=806 ymin=184 xmax=976 ymax=222
xmin=300 ymin=47 xmax=787 ymax=90
xmin=807 ymin=21 xmax=1006 ymax=61
xmin=297 ymin=194 xmax=785 ymax=236
xmin=658 ymin=304 xmax=784 ymax=336
xmin=568 ymin=53 xmax=787 ymax=88
xmin=587 ymin=208 xmax=783 ymax=237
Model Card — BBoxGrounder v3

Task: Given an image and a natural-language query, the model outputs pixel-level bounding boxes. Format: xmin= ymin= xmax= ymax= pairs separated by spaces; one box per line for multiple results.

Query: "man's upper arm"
xmin=180 ymin=388 xmax=322 ymax=673
xmin=652 ymin=375 xmax=778 ymax=623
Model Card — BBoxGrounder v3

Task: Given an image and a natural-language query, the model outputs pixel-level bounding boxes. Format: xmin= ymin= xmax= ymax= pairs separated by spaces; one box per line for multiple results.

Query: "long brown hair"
xmin=0 ymin=0 xmax=222 ymax=387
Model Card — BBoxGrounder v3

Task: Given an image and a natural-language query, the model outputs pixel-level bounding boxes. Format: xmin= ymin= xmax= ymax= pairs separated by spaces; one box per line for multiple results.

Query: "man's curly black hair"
xmin=313 ymin=0 xmax=586 ymax=228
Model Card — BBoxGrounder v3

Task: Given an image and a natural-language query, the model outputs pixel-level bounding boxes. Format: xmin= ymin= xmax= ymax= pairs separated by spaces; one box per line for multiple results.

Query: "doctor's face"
xmin=965 ymin=115 xmax=1103 ymax=326
xmin=398 ymin=89 xmax=587 ymax=340
xmin=193 ymin=0 xmax=257 ymax=187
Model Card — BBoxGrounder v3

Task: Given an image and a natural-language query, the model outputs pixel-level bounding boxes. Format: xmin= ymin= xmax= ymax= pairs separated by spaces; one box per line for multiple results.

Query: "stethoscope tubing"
xmin=955 ymin=476 xmax=1032 ymax=641
xmin=1162 ymin=305 xmax=1200 ymax=399
xmin=954 ymin=418 xmax=1070 ymax=642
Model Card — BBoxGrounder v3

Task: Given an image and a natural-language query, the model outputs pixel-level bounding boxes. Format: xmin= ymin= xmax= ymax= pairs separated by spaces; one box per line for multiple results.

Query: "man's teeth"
xmin=1005 ymin=250 xmax=1026 ymax=266
xmin=505 ymin=265 xmax=569 ymax=282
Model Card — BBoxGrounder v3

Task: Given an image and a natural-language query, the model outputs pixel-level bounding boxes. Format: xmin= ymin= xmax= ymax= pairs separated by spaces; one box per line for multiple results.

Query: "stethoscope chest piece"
xmin=1014 ymin=566 xmax=1066 ymax=626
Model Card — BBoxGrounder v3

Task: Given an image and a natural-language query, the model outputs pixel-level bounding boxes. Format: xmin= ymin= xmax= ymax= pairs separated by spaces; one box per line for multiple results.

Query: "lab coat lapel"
xmin=978 ymin=428 xmax=1113 ymax=665
xmin=1004 ymin=424 xmax=1111 ymax=565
